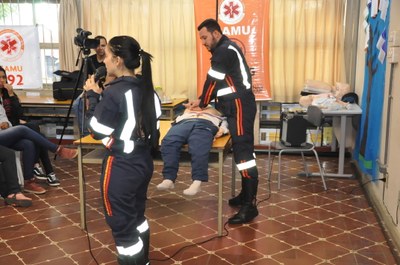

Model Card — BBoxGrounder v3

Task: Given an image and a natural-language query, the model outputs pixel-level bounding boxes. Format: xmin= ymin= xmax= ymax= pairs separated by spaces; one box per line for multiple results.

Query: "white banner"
xmin=0 ymin=26 xmax=42 ymax=89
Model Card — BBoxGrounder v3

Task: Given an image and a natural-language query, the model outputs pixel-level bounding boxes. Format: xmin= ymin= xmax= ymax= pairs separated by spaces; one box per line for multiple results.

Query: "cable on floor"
xmin=149 ymin=220 xmax=230 ymax=262
xmin=347 ymin=177 xmax=386 ymax=195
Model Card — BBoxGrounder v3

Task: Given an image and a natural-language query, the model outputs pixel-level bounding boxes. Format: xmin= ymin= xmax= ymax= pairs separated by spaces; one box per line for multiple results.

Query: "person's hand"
xmin=183 ymin=99 xmax=200 ymax=110
xmin=0 ymin=122 xmax=10 ymax=130
xmin=2 ymin=83 xmax=15 ymax=96
xmin=83 ymin=75 xmax=102 ymax=94
xmin=215 ymin=127 xmax=224 ymax=138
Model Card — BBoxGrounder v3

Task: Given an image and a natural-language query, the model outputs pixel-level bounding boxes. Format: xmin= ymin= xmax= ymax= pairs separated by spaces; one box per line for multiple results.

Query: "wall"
xmin=354 ymin=0 xmax=400 ymax=258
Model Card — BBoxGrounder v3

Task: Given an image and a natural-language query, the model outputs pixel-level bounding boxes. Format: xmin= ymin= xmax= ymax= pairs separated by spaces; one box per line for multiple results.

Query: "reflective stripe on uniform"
xmin=137 ymin=219 xmax=149 ymax=233
xmin=236 ymin=159 xmax=257 ymax=171
xmin=121 ymin=90 xmax=136 ymax=154
xmin=116 ymin=238 xmax=144 ymax=256
xmin=154 ymin=93 xmax=162 ymax=119
xmin=90 ymin=116 xmax=114 ymax=135
xmin=228 ymin=45 xmax=251 ymax=89
xmin=101 ymin=137 xmax=111 ymax=148
xmin=216 ymin=86 xmax=235 ymax=97
xmin=208 ymin=68 xmax=225 ymax=80
xmin=154 ymin=93 xmax=162 ymax=129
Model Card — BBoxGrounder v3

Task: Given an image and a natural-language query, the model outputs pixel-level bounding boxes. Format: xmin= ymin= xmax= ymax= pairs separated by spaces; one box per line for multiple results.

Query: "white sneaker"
xmin=156 ymin=179 xmax=175 ymax=190
xmin=183 ymin=180 xmax=202 ymax=196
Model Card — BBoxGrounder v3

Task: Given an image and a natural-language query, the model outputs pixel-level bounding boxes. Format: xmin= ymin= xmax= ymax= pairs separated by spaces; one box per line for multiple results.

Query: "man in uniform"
xmin=186 ymin=18 xmax=259 ymax=224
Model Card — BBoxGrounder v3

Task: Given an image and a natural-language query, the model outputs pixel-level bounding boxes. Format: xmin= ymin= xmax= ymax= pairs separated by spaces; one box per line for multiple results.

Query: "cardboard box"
xmin=259 ymin=128 xmax=280 ymax=145
xmin=260 ymin=110 xmax=281 ymax=121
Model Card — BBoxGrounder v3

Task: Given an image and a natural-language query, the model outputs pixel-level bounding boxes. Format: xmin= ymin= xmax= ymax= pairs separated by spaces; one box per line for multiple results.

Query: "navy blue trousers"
xmin=160 ymin=119 xmax=218 ymax=182
xmin=101 ymin=147 xmax=153 ymax=248
xmin=0 ymin=125 xmax=58 ymax=180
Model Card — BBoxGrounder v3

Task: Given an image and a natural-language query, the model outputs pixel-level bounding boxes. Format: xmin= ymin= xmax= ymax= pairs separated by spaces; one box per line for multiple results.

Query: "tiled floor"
xmin=0 ymin=152 xmax=398 ymax=265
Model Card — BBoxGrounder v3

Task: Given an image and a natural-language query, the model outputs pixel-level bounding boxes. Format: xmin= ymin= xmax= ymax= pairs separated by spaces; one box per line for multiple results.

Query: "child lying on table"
xmin=157 ymin=105 xmax=229 ymax=196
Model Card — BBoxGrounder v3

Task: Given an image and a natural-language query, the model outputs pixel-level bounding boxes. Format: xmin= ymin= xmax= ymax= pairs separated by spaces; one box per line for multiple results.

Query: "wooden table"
xmin=74 ymin=120 xmax=232 ymax=236
xmin=160 ymin=98 xmax=188 ymax=120
xmin=19 ymin=95 xmax=72 ymax=117
xmin=19 ymin=95 xmax=75 ymax=141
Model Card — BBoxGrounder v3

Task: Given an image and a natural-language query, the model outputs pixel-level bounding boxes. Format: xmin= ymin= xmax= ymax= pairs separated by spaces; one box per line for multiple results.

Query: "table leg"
xmin=218 ymin=151 xmax=223 ymax=236
xmin=337 ymin=115 xmax=347 ymax=175
xmin=78 ymin=145 xmax=86 ymax=230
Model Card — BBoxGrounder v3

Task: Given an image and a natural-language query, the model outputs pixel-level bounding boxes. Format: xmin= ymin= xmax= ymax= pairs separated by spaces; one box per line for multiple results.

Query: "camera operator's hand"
xmin=83 ymin=75 xmax=102 ymax=94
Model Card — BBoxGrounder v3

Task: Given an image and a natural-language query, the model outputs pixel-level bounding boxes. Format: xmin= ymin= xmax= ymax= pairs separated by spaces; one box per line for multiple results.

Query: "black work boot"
xmin=228 ymin=177 xmax=245 ymax=207
xmin=228 ymin=203 xmax=259 ymax=224
xmin=228 ymin=178 xmax=259 ymax=224
xmin=139 ymin=229 xmax=150 ymax=265
xmin=117 ymin=250 xmax=145 ymax=265
xmin=228 ymin=191 xmax=244 ymax=206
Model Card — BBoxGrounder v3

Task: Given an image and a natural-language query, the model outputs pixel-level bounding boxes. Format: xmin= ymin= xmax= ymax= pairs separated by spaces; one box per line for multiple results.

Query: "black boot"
xmin=139 ymin=229 xmax=150 ymax=265
xmin=117 ymin=250 xmax=145 ymax=265
xmin=228 ymin=203 xmax=259 ymax=224
xmin=228 ymin=177 xmax=245 ymax=206
xmin=228 ymin=178 xmax=259 ymax=224
xmin=228 ymin=191 xmax=244 ymax=206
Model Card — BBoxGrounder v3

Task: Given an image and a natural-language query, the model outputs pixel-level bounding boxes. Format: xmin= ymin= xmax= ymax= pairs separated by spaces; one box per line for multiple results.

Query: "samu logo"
xmin=219 ymin=0 xmax=245 ymax=25
xmin=0 ymin=29 xmax=25 ymax=62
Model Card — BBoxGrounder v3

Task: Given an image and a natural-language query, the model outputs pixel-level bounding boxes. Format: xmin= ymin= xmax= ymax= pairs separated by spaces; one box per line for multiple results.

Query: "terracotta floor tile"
xmin=0 ymin=152 xmax=398 ymax=265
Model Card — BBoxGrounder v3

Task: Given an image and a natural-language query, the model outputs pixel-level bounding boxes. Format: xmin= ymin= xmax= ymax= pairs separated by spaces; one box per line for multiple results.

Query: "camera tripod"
xmin=55 ymin=47 xmax=95 ymax=159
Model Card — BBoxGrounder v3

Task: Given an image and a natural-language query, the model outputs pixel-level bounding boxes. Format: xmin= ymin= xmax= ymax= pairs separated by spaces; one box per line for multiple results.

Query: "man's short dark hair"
xmin=197 ymin=18 xmax=222 ymax=34
xmin=95 ymin=35 xmax=107 ymax=44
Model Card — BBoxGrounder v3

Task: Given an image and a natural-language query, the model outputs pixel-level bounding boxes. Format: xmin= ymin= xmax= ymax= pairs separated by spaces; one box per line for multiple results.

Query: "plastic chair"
xmin=268 ymin=105 xmax=328 ymax=190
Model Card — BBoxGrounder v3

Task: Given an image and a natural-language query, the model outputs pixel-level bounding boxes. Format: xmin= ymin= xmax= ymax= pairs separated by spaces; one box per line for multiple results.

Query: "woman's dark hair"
xmin=108 ymin=36 xmax=159 ymax=149
xmin=0 ymin=66 xmax=7 ymax=81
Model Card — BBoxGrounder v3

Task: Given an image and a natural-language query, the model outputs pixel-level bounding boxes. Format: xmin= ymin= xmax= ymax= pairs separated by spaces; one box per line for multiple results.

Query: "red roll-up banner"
xmin=194 ymin=0 xmax=271 ymax=100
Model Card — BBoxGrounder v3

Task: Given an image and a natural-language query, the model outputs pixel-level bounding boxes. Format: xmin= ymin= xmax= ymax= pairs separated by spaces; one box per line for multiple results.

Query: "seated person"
xmin=0 ymin=145 xmax=32 ymax=207
xmin=0 ymin=104 xmax=77 ymax=194
xmin=0 ymin=66 xmax=60 ymax=186
xmin=157 ymin=105 xmax=229 ymax=196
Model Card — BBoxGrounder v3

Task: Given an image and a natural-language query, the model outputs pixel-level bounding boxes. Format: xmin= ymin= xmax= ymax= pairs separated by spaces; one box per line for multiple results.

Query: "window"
xmin=0 ymin=0 xmax=60 ymax=87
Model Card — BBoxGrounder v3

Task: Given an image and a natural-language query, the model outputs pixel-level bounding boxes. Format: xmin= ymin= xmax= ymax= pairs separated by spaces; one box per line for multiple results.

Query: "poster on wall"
xmin=194 ymin=0 xmax=271 ymax=100
xmin=354 ymin=0 xmax=391 ymax=179
xmin=0 ymin=26 xmax=42 ymax=89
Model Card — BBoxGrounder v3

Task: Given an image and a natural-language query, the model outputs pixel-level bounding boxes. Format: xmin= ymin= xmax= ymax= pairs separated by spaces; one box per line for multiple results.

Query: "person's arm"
xmin=214 ymin=119 xmax=229 ymax=138
xmin=0 ymin=104 xmax=12 ymax=129
xmin=85 ymin=90 xmax=101 ymax=120
xmin=2 ymin=84 xmax=23 ymax=125
xmin=87 ymin=90 xmax=117 ymax=141
xmin=198 ymin=48 xmax=231 ymax=109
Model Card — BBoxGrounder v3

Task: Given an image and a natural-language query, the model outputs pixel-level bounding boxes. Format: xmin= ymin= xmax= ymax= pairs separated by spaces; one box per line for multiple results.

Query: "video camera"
xmin=74 ymin=28 xmax=99 ymax=50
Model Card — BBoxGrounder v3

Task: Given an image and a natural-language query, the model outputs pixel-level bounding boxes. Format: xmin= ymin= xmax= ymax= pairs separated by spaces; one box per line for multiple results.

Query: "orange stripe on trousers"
xmin=235 ymin=99 xmax=243 ymax=136
xmin=240 ymin=160 xmax=251 ymax=178
xmin=103 ymin=156 xmax=114 ymax=216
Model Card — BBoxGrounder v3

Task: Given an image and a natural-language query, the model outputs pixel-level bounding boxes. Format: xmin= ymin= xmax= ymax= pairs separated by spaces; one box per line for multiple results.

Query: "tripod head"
xmin=74 ymin=28 xmax=99 ymax=51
